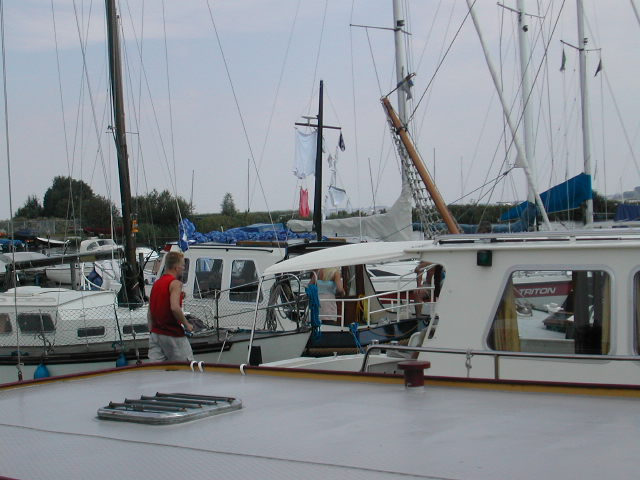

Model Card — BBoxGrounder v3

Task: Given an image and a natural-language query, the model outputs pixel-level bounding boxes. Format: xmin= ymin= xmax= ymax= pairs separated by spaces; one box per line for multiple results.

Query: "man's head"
xmin=165 ymin=251 xmax=185 ymax=277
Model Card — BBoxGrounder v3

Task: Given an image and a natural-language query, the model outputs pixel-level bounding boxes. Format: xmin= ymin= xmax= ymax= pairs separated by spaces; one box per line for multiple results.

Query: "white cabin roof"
xmin=264 ymin=241 xmax=424 ymax=275
xmin=0 ymin=366 xmax=638 ymax=480
xmin=0 ymin=286 xmax=116 ymax=308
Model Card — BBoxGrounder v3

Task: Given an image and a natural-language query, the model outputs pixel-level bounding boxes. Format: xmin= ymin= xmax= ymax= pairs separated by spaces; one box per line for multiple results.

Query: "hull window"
xmin=0 ymin=313 xmax=12 ymax=333
xmin=77 ymin=326 xmax=106 ymax=338
xmin=488 ymin=270 xmax=610 ymax=355
xmin=18 ymin=313 xmax=56 ymax=334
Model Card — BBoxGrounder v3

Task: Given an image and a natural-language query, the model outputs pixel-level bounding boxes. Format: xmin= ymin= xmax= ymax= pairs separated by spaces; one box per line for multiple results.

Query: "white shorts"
xmin=148 ymin=332 xmax=194 ymax=362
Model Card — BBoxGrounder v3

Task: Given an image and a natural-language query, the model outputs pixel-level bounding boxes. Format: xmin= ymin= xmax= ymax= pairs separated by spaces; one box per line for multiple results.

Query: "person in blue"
xmin=311 ymin=267 xmax=345 ymax=323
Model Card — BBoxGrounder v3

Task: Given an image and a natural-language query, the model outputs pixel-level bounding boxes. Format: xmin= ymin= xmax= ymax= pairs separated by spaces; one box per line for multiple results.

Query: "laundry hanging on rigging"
xmin=293 ymin=129 xmax=317 ymax=179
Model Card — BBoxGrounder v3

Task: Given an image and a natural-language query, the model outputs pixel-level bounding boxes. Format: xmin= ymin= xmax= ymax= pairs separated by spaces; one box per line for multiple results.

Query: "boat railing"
xmin=360 ymin=343 xmax=640 ymax=379
xmin=328 ymin=285 xmax=435 ymax=328
xmin=185 ymin=274 xmax=307 ymax=332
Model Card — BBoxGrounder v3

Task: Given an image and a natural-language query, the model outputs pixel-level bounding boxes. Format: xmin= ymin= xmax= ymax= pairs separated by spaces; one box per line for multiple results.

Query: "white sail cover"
xmin=287 ymin=182 xmax=413 ymax=241
xmin=293 ymin=129 xmax=317 ymax=179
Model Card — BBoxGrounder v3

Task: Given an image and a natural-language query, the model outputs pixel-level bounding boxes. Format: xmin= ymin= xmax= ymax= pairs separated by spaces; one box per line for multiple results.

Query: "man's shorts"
xmin=148 ymin=332 xmax=194 ymax=362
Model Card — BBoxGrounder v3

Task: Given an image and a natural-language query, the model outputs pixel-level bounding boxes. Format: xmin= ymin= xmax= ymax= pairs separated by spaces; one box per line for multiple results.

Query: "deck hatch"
xmin=97 ymin=392 xmax=242 ymax=424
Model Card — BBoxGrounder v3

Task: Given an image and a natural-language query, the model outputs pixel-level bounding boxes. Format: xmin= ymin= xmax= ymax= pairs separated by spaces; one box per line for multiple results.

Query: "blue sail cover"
xmin=614 ymin=204 xmax=640 ymax=221
xmin=500 ymin=173 xmax=592 ymax=221
xmin=178 ymin=218 xmax=320 ymax=246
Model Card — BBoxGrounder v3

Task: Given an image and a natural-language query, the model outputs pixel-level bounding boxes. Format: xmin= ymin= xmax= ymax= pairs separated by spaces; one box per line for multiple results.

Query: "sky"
xmin=0 ymin=0 xmax=639 ymax=224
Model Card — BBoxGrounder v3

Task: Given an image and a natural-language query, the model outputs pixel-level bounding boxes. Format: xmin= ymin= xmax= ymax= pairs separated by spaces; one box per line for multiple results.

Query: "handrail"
xmin=328 ymin=286 xmax=433 ymax=327
xmin=360 ymin=343 xmax=640 ymax=378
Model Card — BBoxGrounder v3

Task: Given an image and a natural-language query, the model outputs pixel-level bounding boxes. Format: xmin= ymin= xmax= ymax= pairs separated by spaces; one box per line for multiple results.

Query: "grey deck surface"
xmin=0 ymin=368 xmax=639 ymax=479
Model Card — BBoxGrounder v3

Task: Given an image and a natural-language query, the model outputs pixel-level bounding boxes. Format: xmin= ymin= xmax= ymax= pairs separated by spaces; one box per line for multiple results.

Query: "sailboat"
xmin=0 ymin=1 xmax=310 ymax=384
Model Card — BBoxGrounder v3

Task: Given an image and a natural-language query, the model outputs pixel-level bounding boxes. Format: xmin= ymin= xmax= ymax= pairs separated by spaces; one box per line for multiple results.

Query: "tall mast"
xmin=516 ymin=0 xmax=537 ymax=211
xmin=392 ymin=0 xmax=409 ymax=126
xmin=313 ymin=80 xmax=324 ymax=240
xmin=466 ymin=0 xmax=550 ymax=229
xmin=577 ymin=0 xmax=594 ymax=225
xmin=105 ymin=0 xmax=143 ymax=306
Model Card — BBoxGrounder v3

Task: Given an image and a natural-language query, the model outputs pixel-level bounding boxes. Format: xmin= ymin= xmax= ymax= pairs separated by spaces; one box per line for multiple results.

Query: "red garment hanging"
xmin=299 ymin=188 xmax=310 ymax=217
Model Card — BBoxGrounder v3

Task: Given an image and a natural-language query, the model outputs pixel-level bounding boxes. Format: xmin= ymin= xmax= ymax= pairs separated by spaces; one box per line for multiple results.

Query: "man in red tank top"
xmin=147 ymin=251 xmax=194 ymax=362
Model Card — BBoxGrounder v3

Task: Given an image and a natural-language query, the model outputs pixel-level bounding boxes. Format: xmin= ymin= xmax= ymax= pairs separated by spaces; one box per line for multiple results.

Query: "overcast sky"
xmin=1 ymin=1 xmax=638 ymax=225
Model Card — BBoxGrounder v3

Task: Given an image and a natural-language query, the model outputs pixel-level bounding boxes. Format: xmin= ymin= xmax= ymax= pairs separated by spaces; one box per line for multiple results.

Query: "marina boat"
xmin=160 ymin=239 xmax=429 ymax=356
xmin=262 ymin=230 xmax=640 ymax=388
xmin=0 ymin=285 xmax=310 ymax=384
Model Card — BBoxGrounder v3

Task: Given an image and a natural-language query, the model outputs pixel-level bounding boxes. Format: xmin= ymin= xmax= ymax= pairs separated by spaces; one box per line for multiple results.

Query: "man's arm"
xmin=169 ymin=280 xmax=193 ymax=332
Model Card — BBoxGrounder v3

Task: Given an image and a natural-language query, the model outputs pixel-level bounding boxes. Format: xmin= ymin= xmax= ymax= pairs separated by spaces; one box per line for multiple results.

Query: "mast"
xmin=313 ymin=80 xmax=324 ymax=240
xmin=516 ymin=0 xmax=537 ymax=210
xmin=577 ymin=0 xmax=594 ymax=225
xmin=294 ymin=80 xmax=340 ymax=241
xmin=392 ymin=0 xmax=409 ymax=127
xmin=105 ymin=0 xmax=144 ymax=306
xmin=466 ymin=0 xmax=550 ymax=229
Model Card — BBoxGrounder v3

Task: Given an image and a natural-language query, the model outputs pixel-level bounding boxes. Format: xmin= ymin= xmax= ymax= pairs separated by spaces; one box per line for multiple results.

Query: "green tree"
xmin=221 ymin=193 xmax=237 ymax=216
xmin=14 ymin=195 xmax=43 ymax=218
xmin=83 ymin=195 xmax=119 ymax=227
xmin=133 ymin=189 xmax=193 ymax=227
xmin=42 ymin=176 xmax=94 ymax=219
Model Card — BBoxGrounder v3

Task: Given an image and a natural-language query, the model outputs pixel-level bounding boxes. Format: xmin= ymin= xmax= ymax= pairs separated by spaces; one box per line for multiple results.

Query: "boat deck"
xmin=0 ymin=366 xmax=638 ymax=479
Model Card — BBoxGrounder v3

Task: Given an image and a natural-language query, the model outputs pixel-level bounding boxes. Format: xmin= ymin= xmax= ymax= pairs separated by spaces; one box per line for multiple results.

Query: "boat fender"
xmin=33 ymin=362 xmax=50 ymax=380
xmin=239 ymin=364 xmax=247 ymax=375
xmin=116 ymin=352 xmax=128 ymax=367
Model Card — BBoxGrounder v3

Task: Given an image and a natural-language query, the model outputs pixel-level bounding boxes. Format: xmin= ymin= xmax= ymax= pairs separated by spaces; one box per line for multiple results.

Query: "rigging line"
xmin=602 ymin=69 xmax=640 ymax=180
xmin=123 ymin=0 xmax=157 ymax=248
xmin=249 ymin=0 xmax=301 ymax=212
xmin=538 ymin=0 xmax=556 ymax=188
xmin=0 ymin=0 xmax=22 ymax=377
xmin=204 ymin=1 xmax=276 ymax=229
xmin=450 ymin=168 xmax=513 ymax=205
xmin=161 ymin=0 xmax=181 ymax=221
xmin=305 ymin=0 xmax=328 ymax=117
xmin=364 ymin=27 xmax=383 ymax=96
xmin=414 ymin=0 xmax=444 ymax=75
xmin=598 ymin=65 xmax=607 ymax=204
xmin=415 ymin=0 xmax=457 ymax=144
xmin=70 ymin=0 xmax=112 ymax=216
xmin=123 ymin=3 xmax=177 ymax=199
xmin=349 ymin=0 xmax=363 ymax=233
xmin=408 ymin=0 xmax=475 ymax=124
xmin=50 ymin=0 xmax=73 ymax=205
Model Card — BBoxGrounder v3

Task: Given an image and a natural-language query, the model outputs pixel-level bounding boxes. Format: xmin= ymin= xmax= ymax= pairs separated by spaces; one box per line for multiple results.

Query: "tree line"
xmin=13 ymin=176 xmax=620 ymax=248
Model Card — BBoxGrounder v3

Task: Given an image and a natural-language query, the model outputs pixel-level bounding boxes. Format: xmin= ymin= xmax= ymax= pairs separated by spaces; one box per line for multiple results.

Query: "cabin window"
xmin=77 ymin=326 xmax=106 ymax=338
xmin=230 ymin=260 xmax=262 ymax=303
xmin=487 ymin=270 xmax=611 ymax=355
xmin=17 ymin=313 xmax=55 ymax=334
xmin=193 ymin=257 xmax=223 ymax=299
xmin=122 ymin=324 xmax=149 ymax=335
xmin=0 ymin=313 xmax=12 ymax=333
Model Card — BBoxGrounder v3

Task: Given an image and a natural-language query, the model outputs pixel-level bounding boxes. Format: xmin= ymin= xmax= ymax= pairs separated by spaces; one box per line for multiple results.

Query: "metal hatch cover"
xmin=97 ymin=392 xmax=242 ymax=425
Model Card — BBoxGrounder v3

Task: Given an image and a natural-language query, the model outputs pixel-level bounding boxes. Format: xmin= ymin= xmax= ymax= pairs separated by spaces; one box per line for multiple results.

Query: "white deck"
xmin=0 ymin=367 xmax=639 ymax=479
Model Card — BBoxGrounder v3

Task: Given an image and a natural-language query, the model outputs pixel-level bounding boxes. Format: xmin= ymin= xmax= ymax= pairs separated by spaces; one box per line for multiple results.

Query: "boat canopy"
xmin=263 ymin=240 xmax=424 ymax=276
xmin=500 ymin=173 xmax=592 ymax=221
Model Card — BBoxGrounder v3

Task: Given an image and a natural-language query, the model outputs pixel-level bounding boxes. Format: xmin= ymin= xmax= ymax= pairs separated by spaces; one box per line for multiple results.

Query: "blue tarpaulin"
xmin=500 ymin=173 xmax=592 ymax=221
xmin=614 ymin=204 xmax=640 ymax=221
xmin=178 ymin=218 xmax=320 ymax=245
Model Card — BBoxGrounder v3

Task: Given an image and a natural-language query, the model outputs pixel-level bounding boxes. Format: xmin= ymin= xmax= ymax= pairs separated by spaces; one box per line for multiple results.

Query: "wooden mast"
xmin=381 ymin=97 xmax=460 ymax=234
xmin=105 ymin=0 xmax=144 ymax=306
